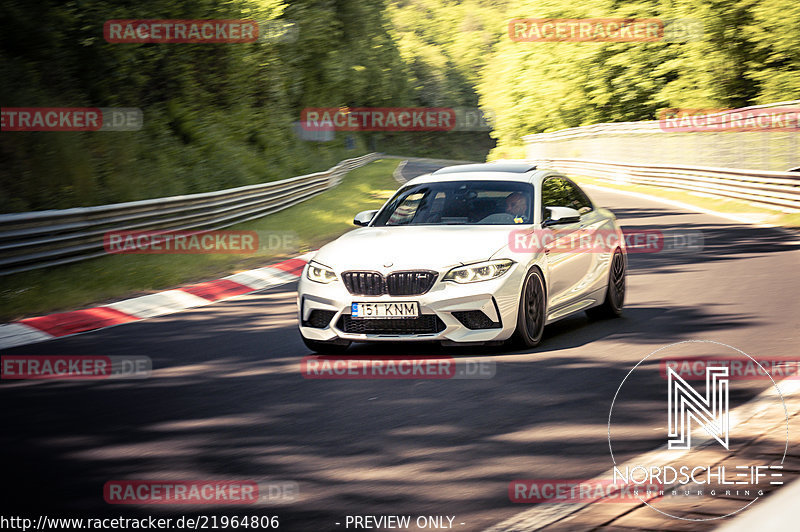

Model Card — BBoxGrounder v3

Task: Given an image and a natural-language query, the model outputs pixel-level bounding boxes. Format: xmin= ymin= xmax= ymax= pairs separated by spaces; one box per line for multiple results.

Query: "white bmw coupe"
xmin=297 ymin=162 xmax=626 ymax=353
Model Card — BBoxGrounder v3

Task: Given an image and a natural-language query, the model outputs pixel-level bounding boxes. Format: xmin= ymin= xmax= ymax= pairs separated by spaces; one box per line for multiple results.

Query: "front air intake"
xmin=451 ymin=310 xmax=502 ymax=330
xmin=337 ymin=315 xmax=446 ymax=335
xmin=303 ymin=309 xmax=336 ymax=329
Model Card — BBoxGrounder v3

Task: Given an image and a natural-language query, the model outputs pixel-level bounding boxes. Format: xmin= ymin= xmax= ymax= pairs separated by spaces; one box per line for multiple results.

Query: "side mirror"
xmin=353 ymin=210 xmax=378 ymax=226
xmin=543 ymin=206 xmax=581 ymax=227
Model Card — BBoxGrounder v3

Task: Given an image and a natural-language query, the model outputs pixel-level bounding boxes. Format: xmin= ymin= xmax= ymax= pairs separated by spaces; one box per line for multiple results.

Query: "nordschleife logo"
xmin=667 ymin=365 xmax=729 ymax=450
xmin=607 ymin=340 xmax=789 ymax=521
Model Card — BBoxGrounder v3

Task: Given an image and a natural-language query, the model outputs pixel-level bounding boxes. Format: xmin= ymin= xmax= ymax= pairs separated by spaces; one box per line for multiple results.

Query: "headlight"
xmin=443 ymin=259 xmax=515 ymax=283
xmin=306 ymin=261 xmax=337 ymax=284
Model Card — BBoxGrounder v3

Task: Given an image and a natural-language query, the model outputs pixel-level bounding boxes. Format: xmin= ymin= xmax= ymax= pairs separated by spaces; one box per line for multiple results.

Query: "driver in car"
xmin=505 ymin=192 xmax=528 ymax=222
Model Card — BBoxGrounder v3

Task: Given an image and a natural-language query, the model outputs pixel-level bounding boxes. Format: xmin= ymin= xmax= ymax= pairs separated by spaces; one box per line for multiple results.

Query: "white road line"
xmin=105 ymin=290 xmax=213 ymax=319
xmin=0 ymin=323 xmax=54 ymax=350
xmin=0 ymin=254 xmax=310 ymax=350
xmin=224 ymin=269 xmax=295 ymax=291
xmin=393 ymin=160 xmax=408 ymax=184
xmin=717 ymin=475 xmax=800 ymax=532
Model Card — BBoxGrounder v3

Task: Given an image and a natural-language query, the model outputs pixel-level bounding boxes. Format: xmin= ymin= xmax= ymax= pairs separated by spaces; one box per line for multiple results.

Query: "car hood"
xmin=312 ymin=225 xmax=514 ymax=272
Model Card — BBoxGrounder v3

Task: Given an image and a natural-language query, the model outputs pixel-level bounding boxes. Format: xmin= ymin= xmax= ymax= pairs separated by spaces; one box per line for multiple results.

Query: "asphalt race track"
xmin=2 ymin=161 xmax=799 ymax=531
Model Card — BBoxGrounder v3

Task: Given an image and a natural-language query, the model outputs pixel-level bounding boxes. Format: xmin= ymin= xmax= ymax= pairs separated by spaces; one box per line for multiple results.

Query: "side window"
xmin=387 ymin=192 xmax=425 ymax=225
xmin=568 ymin=181 xmax=593 ymax=214
xmin=541 ymin=177 xmax=593 ymax=219
xmin=541 ymin=178 xmax=571 ymax=211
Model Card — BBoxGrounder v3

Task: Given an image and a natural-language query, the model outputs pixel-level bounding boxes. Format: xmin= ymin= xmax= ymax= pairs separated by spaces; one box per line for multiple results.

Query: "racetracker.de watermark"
xmin=301 ymin=356 xmax=495 ymax=379
xmin=508 ymin=18 xmax=704 ymax=42
xmin=300 ymin=107 xmax=494 ymax=132
xmin=103 ymin=230 xmax=298 ymax=254
xmin=1 ymin=108 xmax=142 ymax=131
xmin=103 ymin=19 xmax=297 ymax=44
xmin=509 ymin=479 xmax=663 ymax=503
xmin=103 ymin=20 xmax=297 ymax=44
xmin=508 ymin=228 xmax=703 ymax=254
xmin=103 ymin=480 xmax=298 ymax=505
xmin=661 ymin=357 xmax=800 ymax=380
xmin=1 ymin=356 xmax=151 ymax=380
xmin=658 ymin=107 xmax=800 ymax=132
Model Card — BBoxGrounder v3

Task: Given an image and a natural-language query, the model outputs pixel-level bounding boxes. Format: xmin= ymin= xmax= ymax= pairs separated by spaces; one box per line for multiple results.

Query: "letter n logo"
xmin=667 ymin=366 xmax=729 ymax=450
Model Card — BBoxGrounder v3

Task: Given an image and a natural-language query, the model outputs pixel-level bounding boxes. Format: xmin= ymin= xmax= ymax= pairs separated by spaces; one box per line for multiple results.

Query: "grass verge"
xmin=570 ymin=175 xmax=800 ymax=229
xmin=0 ymin=159 xmax=401 ymax=322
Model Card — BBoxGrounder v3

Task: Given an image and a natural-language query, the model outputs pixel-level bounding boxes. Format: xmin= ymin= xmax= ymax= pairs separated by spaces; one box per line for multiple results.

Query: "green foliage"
xmin=745 ymin=0 xmax=800 ymax=102
xmin=479 ymin=0 xmax=799 ymax=158
xmin=1 ymin=0 xmax=796 ymax=211
xmin=0 ymin=0 xmax=406 ymax=212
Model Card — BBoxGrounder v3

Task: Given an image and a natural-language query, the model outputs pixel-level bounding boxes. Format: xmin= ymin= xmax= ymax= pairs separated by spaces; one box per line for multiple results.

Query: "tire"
xmin=301 ymin=335 xmax=351 ymax=355
xmin=512 ymin=267 xmax=547 ymax=348
xmin=586 ymin=248 xmax=625 ymax=320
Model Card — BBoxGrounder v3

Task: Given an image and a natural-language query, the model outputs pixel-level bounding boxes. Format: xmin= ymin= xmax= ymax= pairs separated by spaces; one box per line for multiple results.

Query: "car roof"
xmin=432 ymin=162 xmax=538 ymax=175
xmin=405 ymin=162 xmax=554 ymax=186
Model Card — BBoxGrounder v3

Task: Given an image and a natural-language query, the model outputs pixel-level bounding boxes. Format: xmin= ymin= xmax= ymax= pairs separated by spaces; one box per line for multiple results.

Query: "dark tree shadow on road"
xmin=1 ymin=204 xmax=795 ymax=531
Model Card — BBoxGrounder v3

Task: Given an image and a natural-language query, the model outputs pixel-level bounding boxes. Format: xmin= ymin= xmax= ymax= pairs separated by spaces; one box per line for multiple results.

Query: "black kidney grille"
xmin=342 ymin=272 xmax=385 ymax=295
xmin=386 ymin=271 xmax=437 ymax=295
xmin=337 ymin=315 xmax=446 ymax=335
xmin=342 ymin=271 xmax=437 ymax=296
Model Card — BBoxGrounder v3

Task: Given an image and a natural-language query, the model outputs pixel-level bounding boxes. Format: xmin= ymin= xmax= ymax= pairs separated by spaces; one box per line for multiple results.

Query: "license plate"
xmin=351 ymin=302 xmax=419 ymax=319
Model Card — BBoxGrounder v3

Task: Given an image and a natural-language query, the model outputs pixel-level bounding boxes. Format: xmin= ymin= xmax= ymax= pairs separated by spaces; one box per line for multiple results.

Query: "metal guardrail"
xmin=523 ymin=100 xmax=800 ymax=172
xmin=0 ymin=153 xmax=380 ymax=275
xmin=533 ymin=158 xmax=800 ymax=212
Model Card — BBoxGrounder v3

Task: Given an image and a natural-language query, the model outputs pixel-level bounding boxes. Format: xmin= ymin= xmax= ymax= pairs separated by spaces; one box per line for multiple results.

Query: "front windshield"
xmin=371 ymin=180 xmax=534 ymax=226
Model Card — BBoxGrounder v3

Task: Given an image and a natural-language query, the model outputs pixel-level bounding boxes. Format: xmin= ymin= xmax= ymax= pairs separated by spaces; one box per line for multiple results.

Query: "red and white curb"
xmin=0 ymin=254 xmax=313 ymax=350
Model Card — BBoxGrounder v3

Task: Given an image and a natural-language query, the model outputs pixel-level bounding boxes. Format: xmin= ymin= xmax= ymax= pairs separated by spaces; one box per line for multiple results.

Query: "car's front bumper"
xmin=297 ymin=263 xmax=526 ymax=343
